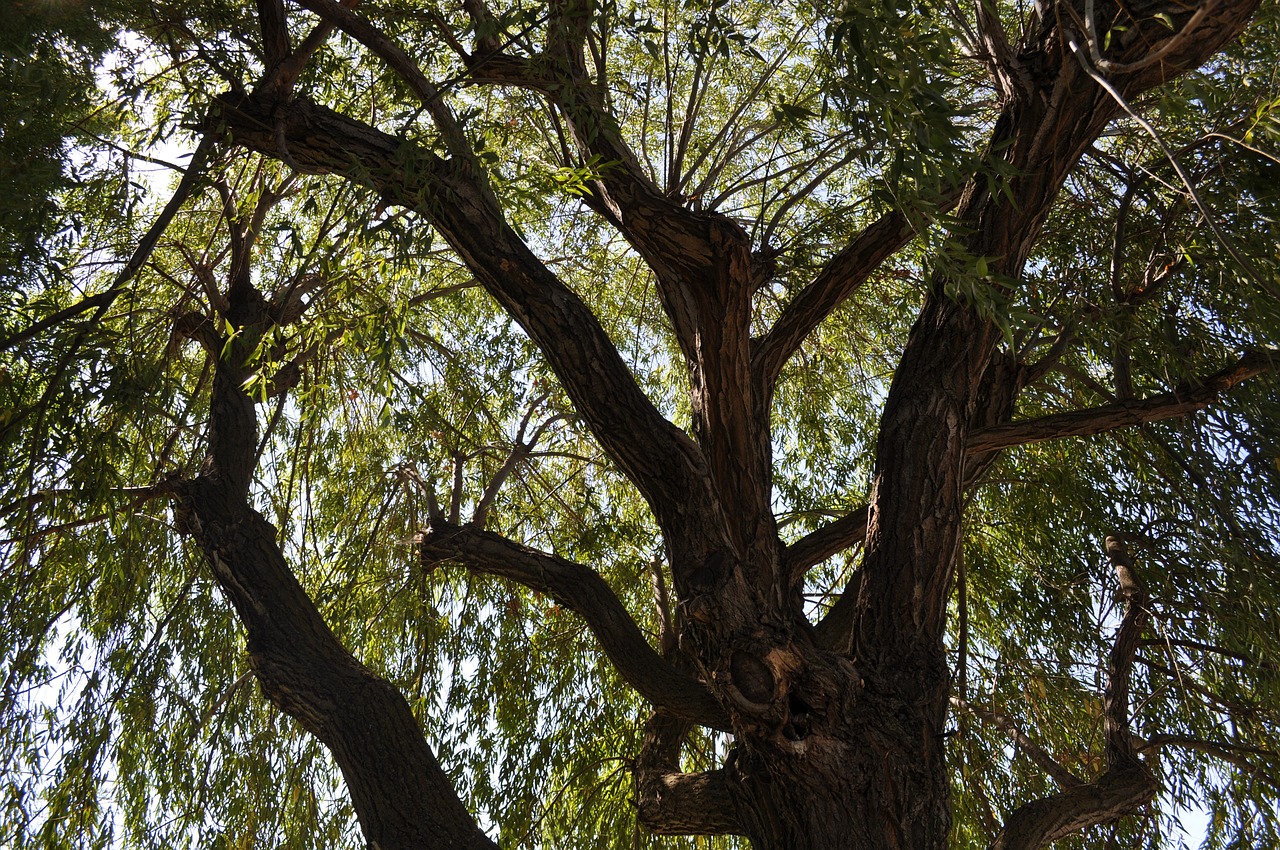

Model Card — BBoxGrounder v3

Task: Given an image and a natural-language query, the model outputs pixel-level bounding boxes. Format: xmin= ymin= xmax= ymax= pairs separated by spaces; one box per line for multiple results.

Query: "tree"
xmin=2 ymin=0 xmax=1279 ymax=846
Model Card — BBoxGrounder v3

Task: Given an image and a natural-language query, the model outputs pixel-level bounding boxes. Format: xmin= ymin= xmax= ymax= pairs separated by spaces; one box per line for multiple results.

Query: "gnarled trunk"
xmin=182 ymin=1 xmax=1261 ymax=847
xmin=730 ymin=666 xmax=951 ymax=850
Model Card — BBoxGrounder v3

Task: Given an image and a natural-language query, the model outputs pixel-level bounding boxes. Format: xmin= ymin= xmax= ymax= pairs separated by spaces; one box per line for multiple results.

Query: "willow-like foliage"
xmin=1 ymin=0 xmax=1278 ymax=848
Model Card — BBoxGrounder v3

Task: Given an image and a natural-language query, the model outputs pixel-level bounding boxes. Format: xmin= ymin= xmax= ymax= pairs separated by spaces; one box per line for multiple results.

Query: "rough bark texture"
xmin=179 ymin=479 xmax=496 ymax=850
xmin=177 ymin=0 xmax=1267 ymax=847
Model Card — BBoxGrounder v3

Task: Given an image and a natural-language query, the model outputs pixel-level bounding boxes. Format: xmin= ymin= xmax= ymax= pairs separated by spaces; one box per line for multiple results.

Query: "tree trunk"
xmin=198 ymin=2 xmax=1262 ymax=847
xmin=728 ymin=666 xmax=951 ymax=850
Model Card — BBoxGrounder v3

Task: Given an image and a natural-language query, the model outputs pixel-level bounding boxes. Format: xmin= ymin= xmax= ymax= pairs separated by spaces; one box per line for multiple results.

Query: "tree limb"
xmin=753 ymin=210 xmax=930 ymax=389
xmin=284 ymin=0 xmax=773 ymax=568
xmin=987 ymin=532 xmax=1159 ymax=850
xmin=636 ymin=765 xmax=743 ymax=836
xmin=255 ymin=0 xmax=291 ymax=68
xmin=178 ymin=479 xmax=497 ymax=850
xmin=259 ymin=1 xmax=358 ymax=96
xmin=633 ymin=709 xmax=744 ymax=835
xmin=290 ymin=0 xmax=472 ymax=160
xmin=854 ymin=0 xmax=1261 ymax=672
xmin=791 ymin=348 xmax=1267 ymax=629
xmin=179 ymin=266 xmax=496 ymax=847
xmin=1137 ymin=735 xmax=1280 ymax=792
xmin=967 ymin=351 xmax=1272 ymax=455
xmin=214 ymin=91 xmax=729 ymax=568
xmin=990 ymin=763 xmax=1156 ymax=850
xmin=950 ymin=697 xmax=1084 ymax=790
xmin=1137 ymin=637 xmax=1275 ymax=669
xmin=455 ymin=7 xmax=747 ymax=370
xmin=1103 ymin=534 xmax=1147 ymax=765
xmin=417 ymin=520 xmax=730 ymax=730
xmin=782 ymin=506 xmax=869 ymax=576
xmin=812 ymin=570 xmax=861 ymax=652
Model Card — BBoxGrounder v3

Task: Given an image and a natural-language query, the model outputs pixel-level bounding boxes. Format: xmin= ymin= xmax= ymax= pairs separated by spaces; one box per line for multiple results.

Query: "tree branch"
xmin=179 ymin=265 xmax=495 ymax=846
xmin=339 ymin=0 xmax=775 ymax=567
xmin=455 ymin=7 xmax=747 ymax=370
xmin=812 ymin=570 xmax=861 ymax=652
xmin=1102 ymin=534 xmax=1147 ymax=765
xmin=290 ymin=0 xmax=472 ymax=159
xmin=417 ymin=520 xmax=729 ymax=730
xmin=214 ymin=91 xmax=728 ymax=568
xmin=636 ymin=765 xmax=743 ymax=835
xmin=1137 ymin=637 xmax=1275 ymax=670
xmin=987 ymin=532 xmax=1160 ymax=850
xmin=471 ymin=397 xmax=564 ymax=528
xmin=177 ymin=479 xmax=497 ymax=850
xmin=753 ymin=210 xmax=929 ymax=389
xmin=255 ymin=0 xmax=291 ymax=68
xmin=633 ymin=710 xmax=743 ymax=835
xmin=967 ymin=351 xmax=1272 ymax=455
xmin=974 ymin=0 xmax=1028 ymax=101
xmin=792 ymin=347 xmax=1265 ymax=635
xmin=950 ymin=697 xmax=1084 ymax=790
xmin=783 ymin=506 xmax=869 ymax=576
xmin=991 ymin=763 xmax=1156 ymax=850
xmin=1137 ymin=735 xmax=1280 ymax=791
xmin=854 ymin=0 xmax=1261 ymax=671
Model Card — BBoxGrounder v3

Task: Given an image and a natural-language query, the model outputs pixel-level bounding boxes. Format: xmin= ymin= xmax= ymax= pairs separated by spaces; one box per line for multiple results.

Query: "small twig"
xmin=1 ymin=135 xmax=217 ymax=354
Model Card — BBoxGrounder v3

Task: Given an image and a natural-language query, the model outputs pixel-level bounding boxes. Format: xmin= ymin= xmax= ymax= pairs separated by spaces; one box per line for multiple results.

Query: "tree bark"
xmin=178 ymin=479 xmax=496 ymax=850
xmin=199 ymin=0 xmax=1265 ymax=847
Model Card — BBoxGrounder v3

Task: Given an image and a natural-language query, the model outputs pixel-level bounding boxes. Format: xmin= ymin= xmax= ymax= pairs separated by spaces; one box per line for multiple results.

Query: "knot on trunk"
xmin=729 ymin=650 xmax=777 ymax=706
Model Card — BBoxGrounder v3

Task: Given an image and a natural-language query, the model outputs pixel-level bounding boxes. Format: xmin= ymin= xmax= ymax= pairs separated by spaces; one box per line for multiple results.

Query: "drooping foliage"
xmin=1 ymin=0 xmax=1278 ymax=848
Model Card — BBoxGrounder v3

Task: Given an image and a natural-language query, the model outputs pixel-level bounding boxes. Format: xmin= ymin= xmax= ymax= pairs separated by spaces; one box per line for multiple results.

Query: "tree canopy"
xmin=1 ymin=0 xmax=1279 ymax=848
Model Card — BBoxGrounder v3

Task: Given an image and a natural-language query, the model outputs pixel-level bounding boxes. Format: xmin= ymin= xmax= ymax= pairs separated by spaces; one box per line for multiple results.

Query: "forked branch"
xmin=789 ymin=350 xmax=1271 ymax=579
xmin=215 ymin=92 xmax=723 ymax=563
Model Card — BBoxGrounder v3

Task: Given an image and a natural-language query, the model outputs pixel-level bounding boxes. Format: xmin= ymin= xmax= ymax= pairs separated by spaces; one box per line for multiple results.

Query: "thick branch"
xmin=214 ymin=92 xmax=727 ymax=565
xmin=308 ymin=5 xmax=772 ymax=568
xmin=987 ymin=534 xmax=1159 ymax=850
xmin=636 ymin=767 xmax=744 ymax=836
xmin=457 ymin=19 xmax=726 ymax=359
xmin=967 ymin=351 xmax=1272 ymax=455
xmin=256 ymin=0 xmax=291 ymax=67
xmin=417 ymin=521 xmax=729 ymax=729
xmin=793 ymin=352 xmax=1268 ymax=577
xmin=974 ymin=0 xmax=1028 ymax=101
xmin=753 ymin=210 xmax=928 ymax=388
xmin=458 ymin=30 xmax=775 ymax=548
xmin=798 ymin=347 xmax=1263 ymax=650
xmin=179 ymin=480 xmax=496 ymax=850
xmin=991 ymin=763 xmax=1156 ymax=850
xmin=854 ymin=0 xmax=1261 ymax=670
xmin=633 ymin=710 xmax=742 ymax=835
xmin=783 ymin=506 xmax=868 ymax=576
